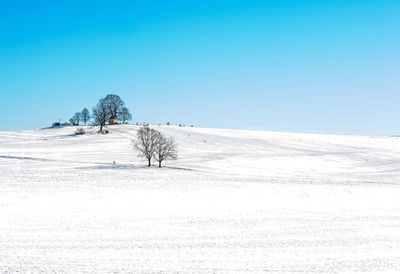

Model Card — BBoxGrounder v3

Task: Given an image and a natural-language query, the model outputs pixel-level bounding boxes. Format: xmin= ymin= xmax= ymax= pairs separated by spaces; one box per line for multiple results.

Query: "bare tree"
xmin=153 ymin=133 xmax=177 ymax=167
xmin=133 ymin=127 xmax=159 ymax=167
xmin=81 ymin=108 xmax=91 ymax=126
xmin=104 ymin=94 xmax=125 ymax=124
xmin=93 ymin=98 xmax=110 ymax=132
xmin=74 ymin=112 xmax=82 ymax=125
xmin=70 ymin=112 xmax=81 ymax=126
xmin=119 ymin=107 xmax=132 ymax=124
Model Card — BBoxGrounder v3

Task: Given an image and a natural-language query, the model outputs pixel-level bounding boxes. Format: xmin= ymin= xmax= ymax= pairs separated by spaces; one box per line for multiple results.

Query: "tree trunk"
xmin=148 ymin=158 xmax=151 ymax=167
xmin=100 ymin=124 xmax=103 ymax=132
xmin=158 ymin=161 xmax=162 ymax=168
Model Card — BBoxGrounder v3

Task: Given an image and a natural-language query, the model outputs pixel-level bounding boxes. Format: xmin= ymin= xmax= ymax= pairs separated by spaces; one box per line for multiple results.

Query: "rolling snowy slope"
xmin=1 ymin=125 xmax=400 ymax=273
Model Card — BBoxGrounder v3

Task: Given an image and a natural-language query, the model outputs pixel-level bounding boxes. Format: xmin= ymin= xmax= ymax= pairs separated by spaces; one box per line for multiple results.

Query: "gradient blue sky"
xmin=0 ymin=0 xmax=399 ymax=135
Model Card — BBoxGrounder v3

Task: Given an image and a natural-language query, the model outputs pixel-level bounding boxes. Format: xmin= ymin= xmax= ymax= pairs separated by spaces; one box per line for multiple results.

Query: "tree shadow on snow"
xmin=77 ymin=164 xmax=142 ymax=170
xmin=77 ymin=164 xmax=195 ymax=172
xmin=162 ymin=166 xmax=195 ymax=171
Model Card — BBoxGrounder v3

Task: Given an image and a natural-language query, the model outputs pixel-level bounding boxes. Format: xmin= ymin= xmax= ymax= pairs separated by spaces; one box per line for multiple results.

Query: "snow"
xmin=1 ymin=125 xmax=400 ymax=273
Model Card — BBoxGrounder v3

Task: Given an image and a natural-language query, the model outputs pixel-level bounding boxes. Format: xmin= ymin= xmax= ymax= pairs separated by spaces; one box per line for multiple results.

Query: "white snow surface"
xmin=1 ymin=125 xmax=400 ymax=273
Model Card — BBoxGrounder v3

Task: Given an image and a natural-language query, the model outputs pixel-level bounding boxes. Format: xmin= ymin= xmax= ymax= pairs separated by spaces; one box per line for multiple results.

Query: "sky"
xmin=0 ymin=0 xmax=399 ymax=135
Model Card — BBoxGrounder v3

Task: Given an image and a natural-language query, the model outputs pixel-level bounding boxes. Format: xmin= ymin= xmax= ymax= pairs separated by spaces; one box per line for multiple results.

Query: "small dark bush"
xmin=75 ymin=127 xmax=85 ymax=135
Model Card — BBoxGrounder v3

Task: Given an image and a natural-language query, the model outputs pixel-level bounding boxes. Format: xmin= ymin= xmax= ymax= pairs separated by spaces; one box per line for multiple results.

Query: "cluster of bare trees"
xmin=67 ymin=94 xmax=132 ymax=131
xmin=133 ymin=127 xmax=177 ymax=167
xmin=70 ymin=108 xmax=91 ymax=126
xmin=92 ymin=94 xmax=132 ymax=131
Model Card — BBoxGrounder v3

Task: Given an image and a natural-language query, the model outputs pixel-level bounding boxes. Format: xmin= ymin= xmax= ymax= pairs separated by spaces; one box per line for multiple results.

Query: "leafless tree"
xmin=81 ymin=108 xmax=91 ymax=126
xmin=119 ymin=107 xmax=132 ymax=124
xmin=153 ymin=134 xmax=177 ymax=167
xmin=104 ymin=94 xmax=125 ymax=124
xmin=133 ymin=127 xmax=159 ymax=167
xmin=70 ymin=112 xmax=81 ymax=126
xmin=93 ymin=98 xmax=110 ymax=132
xmin=74 ymin=112 xmax=82 ymax=125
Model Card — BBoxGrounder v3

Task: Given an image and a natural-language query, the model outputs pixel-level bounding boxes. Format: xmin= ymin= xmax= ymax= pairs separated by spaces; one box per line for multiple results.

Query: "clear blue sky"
xmin=0 ymin=0 xmax=399 ymax=135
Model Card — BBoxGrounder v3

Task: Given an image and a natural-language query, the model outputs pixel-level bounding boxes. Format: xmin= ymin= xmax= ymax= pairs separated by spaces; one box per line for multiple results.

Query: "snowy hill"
xmin=1 ymin=125 xmax=400 ymax=273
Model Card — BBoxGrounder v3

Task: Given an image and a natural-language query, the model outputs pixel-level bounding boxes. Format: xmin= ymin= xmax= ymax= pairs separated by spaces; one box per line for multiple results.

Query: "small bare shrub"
xmin=75 ymin=127 xmax=85 ymax=135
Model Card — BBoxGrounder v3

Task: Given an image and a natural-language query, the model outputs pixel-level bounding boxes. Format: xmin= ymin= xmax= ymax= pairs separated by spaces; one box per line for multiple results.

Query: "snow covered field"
xmin=1 ymin=125 xmax=400 ymax=273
